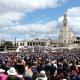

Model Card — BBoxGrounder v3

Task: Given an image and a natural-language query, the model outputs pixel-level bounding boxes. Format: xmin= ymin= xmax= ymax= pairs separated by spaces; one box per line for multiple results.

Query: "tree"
xmin=3 ymin=41 xmax=13 ymax=47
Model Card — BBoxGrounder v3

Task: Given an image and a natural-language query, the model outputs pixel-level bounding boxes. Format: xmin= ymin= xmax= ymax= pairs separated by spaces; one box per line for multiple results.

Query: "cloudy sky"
xmin=0 ymin=0 xmax=80 ymax=41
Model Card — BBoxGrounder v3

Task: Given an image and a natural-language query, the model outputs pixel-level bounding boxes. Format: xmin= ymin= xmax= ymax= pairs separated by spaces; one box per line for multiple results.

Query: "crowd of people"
xmin=0 ymin=47 xmax=80 ymax=80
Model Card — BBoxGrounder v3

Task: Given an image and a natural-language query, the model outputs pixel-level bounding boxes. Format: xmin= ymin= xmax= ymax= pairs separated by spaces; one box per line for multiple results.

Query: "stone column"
xmin=32 ymin=42 xmax=33 ymax=46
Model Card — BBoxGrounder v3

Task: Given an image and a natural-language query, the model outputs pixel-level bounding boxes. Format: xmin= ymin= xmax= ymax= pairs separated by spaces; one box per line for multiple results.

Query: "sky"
xmin=0 ymin=0 xmax=80 ymax=41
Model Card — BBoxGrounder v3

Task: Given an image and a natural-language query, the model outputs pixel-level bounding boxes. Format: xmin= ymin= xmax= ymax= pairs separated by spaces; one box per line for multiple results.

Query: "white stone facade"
xmin=16 ymin=11 xmax=80 ymax=48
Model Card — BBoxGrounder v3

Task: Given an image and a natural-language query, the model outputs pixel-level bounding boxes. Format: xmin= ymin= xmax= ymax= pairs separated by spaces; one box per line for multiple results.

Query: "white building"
xmin=16 ymin=10 xmax=80 ymax=48
xmin=59 ymin=10 xmax=76 ymax=45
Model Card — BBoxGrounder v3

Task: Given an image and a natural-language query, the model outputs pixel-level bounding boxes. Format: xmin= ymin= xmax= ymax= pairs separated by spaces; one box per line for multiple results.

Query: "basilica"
xmin=16 ymin=11 xmax=80 ymax=48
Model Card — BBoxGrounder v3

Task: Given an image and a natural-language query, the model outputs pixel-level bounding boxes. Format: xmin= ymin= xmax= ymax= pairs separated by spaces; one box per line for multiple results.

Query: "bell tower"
xmin=59 ymin=10 xmax=76 ymax=46
xmin=63 ymin=10 xmax=68 ymax=30
xmin=59 ymin=10 xmax=69 ymax=42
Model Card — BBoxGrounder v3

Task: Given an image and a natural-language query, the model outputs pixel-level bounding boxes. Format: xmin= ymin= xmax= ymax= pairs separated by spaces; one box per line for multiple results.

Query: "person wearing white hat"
xmin=7 ymin=67 xmax=17 ymax=76
xmin=40 ymin=70 xmax=46 ymax=75
xmin=7 ymin=67 xmax=24 ymax=80
xmin=0 ymin=69 xmax=7 ymax=80
xmin=0 ymin=69 xmax=5 ymax=73
xmin=36 ymin=70 xmax=47 ymax=80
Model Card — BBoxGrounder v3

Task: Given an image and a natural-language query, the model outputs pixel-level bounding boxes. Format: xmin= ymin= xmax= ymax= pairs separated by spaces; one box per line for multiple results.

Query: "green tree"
xmin=3 ymin=41 xmax=13 ymax=47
